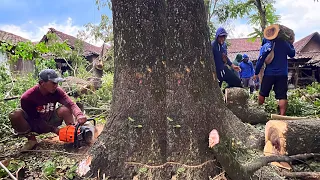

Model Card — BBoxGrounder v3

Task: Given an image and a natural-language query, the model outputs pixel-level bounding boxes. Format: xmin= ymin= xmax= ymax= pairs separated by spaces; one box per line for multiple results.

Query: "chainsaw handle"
xmin=74 ymin=123 xmax=81 ymax=148
xmin=87 ymin=118 xmax=96 ymax=126
xmin=73 ymin=118 xmax=96 ymax=148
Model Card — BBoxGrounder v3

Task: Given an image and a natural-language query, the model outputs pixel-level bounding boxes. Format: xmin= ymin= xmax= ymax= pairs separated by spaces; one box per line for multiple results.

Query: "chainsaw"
xmin=58 ymin=118 xmax=96 ymax=148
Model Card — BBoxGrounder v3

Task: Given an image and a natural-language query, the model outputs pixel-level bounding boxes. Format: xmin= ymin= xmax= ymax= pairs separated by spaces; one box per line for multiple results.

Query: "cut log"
xmin=264 ymin=24 xmax=295 ymax=42
xmin=264 ymin=140 xmax=292 ymax=170
xmin=61 ymin=76 xmax=97 ymax=97
xmin=225 ymin=88 xmax=268 ymax=124
xmin=265 ymin=120 xmax=320 ymax=156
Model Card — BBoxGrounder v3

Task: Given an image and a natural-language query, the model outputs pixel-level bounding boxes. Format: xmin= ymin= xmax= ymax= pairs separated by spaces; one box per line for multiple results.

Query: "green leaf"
xmin=135 ymin=125 xmax=143 ymax=128
xmin=177 ymin=167 xmax=185 ymax=175
xmin=42 ymin=160 xmax=56 ymax=177
xmin=139 ymin=167 xmax=148 ymax=173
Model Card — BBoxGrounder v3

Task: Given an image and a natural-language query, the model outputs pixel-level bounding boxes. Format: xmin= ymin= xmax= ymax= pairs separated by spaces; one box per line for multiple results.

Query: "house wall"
xmin=0 ymin=52 xmax=10 ymax=74
xmin=0 ymin=51 xmax=8 ymax=64
xmin=10 ymin=59 xmax=35 ymax=74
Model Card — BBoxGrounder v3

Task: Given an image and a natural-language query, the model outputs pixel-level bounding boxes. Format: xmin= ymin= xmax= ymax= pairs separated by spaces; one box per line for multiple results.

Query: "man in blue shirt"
xmin=212 ymin=27 xmax=242 ymax=88
xmin=254 ymin=37 xmax=295 ymax=115
xmin=239 ymin=54 xmax=255 ymax=94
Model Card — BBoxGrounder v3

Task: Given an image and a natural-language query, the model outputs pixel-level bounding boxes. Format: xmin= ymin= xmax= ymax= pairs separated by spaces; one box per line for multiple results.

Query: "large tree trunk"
xmin=88 ymin=1 xmax=167 ymax=178
xmin=87 ymin=0 xmax=283 ymax=179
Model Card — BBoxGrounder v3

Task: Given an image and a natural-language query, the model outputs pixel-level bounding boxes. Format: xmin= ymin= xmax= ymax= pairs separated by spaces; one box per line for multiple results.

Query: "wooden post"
xmin=294 ymin=64 xmax=299 ymax=87
xmin=312 ymin=70 xmax=316 ymax=82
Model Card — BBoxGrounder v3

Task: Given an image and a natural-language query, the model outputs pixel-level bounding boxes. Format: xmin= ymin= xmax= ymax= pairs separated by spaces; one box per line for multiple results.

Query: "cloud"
xmin=228 ymin=22 xmax=255 ymax=39
xmin=274 ymin=0 xmax=320 ymax=40
xmin=0 ymin=17 xmax=103 ymax=46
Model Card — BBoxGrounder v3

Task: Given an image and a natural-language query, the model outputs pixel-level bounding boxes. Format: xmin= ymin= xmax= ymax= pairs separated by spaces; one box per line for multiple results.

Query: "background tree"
xmin=78 ymin=1 xmax=115 ymax=73
xmin=207 ymin=0 xmax=280 ymax=40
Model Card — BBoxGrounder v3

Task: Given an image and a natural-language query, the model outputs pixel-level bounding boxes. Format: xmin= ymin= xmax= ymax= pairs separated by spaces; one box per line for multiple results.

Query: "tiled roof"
xmin=227 ymin=38 xmax=261 ymax=61
xmin=41 ymin=28 xmax=101 ymax=57
xmin=293 ymin=32 xmax=318 ymax=53
xmin=227 ymin=38 xmax=261 ymax=53
xmin=0 ymin=29 xmax=29 ymax=44
xmin=291 ymin=32 xmax=320 ymax=66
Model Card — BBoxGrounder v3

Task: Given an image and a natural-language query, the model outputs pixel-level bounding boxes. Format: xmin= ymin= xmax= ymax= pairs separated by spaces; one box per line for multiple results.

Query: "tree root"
xmin=246 ymin=153 xmax=320 ymax=175
xmin=280 ymin=171 xmax=320 ymax=179
xmin=246 ymin=153 xmax=320 ymax=173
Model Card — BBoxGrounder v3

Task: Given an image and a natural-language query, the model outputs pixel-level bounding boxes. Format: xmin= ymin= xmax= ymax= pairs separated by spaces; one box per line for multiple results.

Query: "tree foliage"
xmin=205 ymin=0 xmax=280 ymax=40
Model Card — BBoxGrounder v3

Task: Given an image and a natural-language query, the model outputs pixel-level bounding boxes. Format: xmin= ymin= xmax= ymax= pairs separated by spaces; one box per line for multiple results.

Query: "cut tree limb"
xmin=225 ymin=88 xmax=268 ymax=124
xmin=264 ymin=24 xmax=295 ymax=42
xmin=265 ymin=120 xmax=320 ymax=156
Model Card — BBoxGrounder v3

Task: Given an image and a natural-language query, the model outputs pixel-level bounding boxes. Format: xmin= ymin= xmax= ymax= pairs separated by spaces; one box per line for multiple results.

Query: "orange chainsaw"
xmin=58 ymin=118 xmax=96 ymax=148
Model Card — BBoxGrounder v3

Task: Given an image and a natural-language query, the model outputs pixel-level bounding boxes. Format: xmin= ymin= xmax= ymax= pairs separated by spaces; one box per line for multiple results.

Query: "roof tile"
xmin=43 ymin=28 xmax=101 ymax=56
xmin=0 ymin=29 xmax=29 ymax=44
xmin=293 ymin=32 xmax=318 ymax=53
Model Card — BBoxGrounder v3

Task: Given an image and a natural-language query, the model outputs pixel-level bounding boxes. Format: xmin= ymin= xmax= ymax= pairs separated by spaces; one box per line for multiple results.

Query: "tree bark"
xmin=88 ymin=0 xmax=284 ymax=179
xmin=255 ymin=0 xmax=267 ymax=32
xmin=88 ymin=0 xmax=167 ymax=178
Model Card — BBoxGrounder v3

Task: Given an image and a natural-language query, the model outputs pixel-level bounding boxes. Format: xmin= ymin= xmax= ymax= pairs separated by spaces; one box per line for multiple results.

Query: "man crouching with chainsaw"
xmin=9 ymin=69 xmax=87 ymax=151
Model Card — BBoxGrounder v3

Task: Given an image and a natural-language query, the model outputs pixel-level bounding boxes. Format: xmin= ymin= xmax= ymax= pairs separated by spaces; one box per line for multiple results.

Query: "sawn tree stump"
xmin=225 ymin=88 xmax=268 ymax=124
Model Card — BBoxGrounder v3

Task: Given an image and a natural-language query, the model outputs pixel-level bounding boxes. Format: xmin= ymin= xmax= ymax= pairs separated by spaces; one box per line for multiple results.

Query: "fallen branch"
xmin=270 ymin=114 xmax=308 ymax=120
xmin=84 ymin=107 xmax=106 ymax=110
xmin=0 ymin=150 xmax=85 ymax=159
xmin=21 ymin=149 xmax=85 ymax=156
xmin=2 ymin=96 xmax=20 ymax=101
xmin=0 ymin=161 xmax=17 ymax=180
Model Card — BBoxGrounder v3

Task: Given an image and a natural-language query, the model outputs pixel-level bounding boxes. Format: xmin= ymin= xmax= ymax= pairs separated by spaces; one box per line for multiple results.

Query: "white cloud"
xmin=274 ymin=0 xmax=320 ymax=40
xmin=228 ymin=22 xmax=255 ymax=39
xmin=0 ymin=17 xmax=103 ymax=46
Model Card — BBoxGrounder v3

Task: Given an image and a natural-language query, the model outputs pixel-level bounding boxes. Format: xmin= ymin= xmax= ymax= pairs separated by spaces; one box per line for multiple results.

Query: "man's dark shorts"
xmin=259 ymin=75 xmax=288 ymax=99
xmin=22 ymin=109 xmax=63 ymax=134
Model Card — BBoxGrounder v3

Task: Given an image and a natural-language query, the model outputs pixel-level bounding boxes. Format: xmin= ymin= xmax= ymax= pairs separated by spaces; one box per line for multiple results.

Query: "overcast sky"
xmin=0 ymin=0 xmax=319 ymax=46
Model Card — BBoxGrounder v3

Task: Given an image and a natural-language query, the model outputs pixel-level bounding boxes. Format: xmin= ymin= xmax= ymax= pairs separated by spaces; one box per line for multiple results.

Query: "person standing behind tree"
xmin=232 ymin=54 xmax=242 ymax=78
xmin=239 ymin=54 xmax=255 ymax=94
xmin=211 ymin=27 xmax=242 ymax=88
xmin=254 ymin=37 xmax=295 ymax=115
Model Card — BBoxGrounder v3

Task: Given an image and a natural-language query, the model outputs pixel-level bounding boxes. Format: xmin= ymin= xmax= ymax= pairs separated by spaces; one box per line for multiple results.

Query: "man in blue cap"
xmin=239 ymin=54 xmax=255 ymax=93
xmin=211 ymin=27 xmax=242 ymax=88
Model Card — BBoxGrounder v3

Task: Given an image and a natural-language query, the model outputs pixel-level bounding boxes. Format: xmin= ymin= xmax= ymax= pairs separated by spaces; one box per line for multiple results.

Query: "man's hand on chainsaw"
xmin=77 ymin=115 xmax=87 ymax=125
